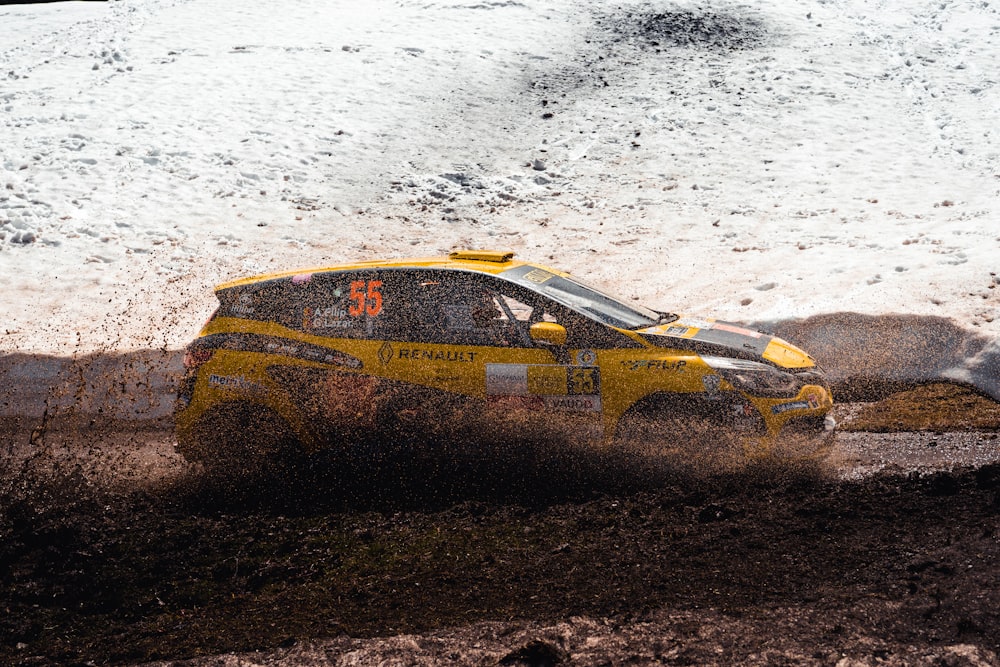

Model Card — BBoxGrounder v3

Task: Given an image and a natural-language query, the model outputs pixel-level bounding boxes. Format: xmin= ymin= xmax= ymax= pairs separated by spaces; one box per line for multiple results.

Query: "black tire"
xmin=192 ymin=402 xmax=303 ymax=478
xmin=613 ymin=393 xmax=763 ymax=462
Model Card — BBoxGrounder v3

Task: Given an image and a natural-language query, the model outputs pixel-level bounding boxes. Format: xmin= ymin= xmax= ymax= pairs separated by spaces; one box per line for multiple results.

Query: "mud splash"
xmin=2 ymin=422 xmax=998 ymax=665
xmin=3 ymin=320 xmax=1000 ymax=664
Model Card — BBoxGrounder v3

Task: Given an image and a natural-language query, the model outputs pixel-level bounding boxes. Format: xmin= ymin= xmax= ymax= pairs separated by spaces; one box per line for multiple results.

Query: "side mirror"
xmin=529 ymin=322 xmax=567 ymax=347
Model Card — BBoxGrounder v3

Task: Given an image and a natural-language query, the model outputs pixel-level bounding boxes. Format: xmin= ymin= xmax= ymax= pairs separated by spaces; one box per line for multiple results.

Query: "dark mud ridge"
xmin=2 ymin=443 xmax=999 ymax=666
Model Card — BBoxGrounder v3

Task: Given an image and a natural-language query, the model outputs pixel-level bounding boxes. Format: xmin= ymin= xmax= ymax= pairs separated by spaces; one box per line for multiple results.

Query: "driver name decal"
xmin=303 ymin=306 xmax=353 ymax=330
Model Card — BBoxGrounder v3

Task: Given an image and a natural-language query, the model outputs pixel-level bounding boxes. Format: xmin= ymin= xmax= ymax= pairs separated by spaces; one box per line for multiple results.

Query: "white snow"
xmin=2 ymin=0 xmax=999 ymax=397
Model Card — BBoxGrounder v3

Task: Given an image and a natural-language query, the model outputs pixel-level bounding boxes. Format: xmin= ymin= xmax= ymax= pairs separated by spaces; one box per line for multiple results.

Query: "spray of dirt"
xmin=3 ymin=332 xmax=1000 ymax=665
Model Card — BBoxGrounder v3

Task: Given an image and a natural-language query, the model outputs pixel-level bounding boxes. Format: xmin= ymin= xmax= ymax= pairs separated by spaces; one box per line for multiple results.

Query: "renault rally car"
xmin=175 ymin=250 xmax=834 ymax=467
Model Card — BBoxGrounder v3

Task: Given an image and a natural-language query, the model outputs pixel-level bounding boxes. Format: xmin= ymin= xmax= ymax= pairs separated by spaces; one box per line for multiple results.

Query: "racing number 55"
xmin=349 ymin=280 xmax=383 ymax=317
xmin=569 ymin=368 xmax=597 ymax=395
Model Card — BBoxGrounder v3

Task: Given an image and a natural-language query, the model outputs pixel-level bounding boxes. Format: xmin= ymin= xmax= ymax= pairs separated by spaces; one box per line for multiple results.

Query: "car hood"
xmin=636 ymin=316 xmax=817 ymax=369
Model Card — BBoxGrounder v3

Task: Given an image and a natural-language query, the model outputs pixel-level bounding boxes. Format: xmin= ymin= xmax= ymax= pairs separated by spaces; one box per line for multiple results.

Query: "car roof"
xmin=213 ymin=250 xmax=569 ymax=292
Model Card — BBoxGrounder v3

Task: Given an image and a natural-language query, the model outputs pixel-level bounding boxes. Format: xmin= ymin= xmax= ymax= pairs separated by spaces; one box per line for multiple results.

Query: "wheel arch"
xmin=613 ymin=390 xmax=765 ymax=440
xmin=176 ymin=399 xmax=304 ymax=467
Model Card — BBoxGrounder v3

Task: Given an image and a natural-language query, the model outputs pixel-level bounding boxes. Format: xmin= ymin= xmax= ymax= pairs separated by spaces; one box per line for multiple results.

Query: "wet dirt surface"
xmin=2 ymin=385 xmax=1000 ymax=666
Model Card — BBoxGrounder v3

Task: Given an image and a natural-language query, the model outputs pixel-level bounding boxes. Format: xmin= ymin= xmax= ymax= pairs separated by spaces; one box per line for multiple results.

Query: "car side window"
xmin=371 ymin=272 xmax=442 ymax=342
xmin=215 ymin=270 xmax=639 ymax=349
xmin=371 ymin=271 xmax=521 ymax=347
xmin=493 ymin=281 xmax=642 ymax=349
xmin=216 ymin=278 xmax=328 ymax=333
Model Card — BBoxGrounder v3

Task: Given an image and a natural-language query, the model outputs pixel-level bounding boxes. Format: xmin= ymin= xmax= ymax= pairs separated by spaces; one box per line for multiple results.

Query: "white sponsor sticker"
xmin=208 ymin=374 xmax=267 ymax=396
xmin=543 ymin=395 xmax=602 ymax=412
xmin=485 ymin=364 xmax=529 ymax=396
xmin=232 ymin=293 xmax=254 ymax=315
xmin=676 ymin=317 xmax=714 ymax=329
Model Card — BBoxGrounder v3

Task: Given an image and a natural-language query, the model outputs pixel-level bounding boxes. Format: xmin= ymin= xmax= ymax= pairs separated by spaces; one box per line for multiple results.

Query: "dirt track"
xmin=2 ymin=386 xmax=1000 ymax=666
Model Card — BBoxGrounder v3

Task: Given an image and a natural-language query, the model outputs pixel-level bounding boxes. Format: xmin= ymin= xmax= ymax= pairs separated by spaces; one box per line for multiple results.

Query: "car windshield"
xmin=500 ymin=265 xmax=672 ymax=330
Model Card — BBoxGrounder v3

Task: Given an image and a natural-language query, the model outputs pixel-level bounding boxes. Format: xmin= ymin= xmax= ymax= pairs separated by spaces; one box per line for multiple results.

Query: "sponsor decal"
xmin=530 ymin=367 xmax=568 ymax=394
xmin=641 ymin=324 xmax=697 ymax=338
xmin=232 ymin=293 xmax=254 ymax=316
xmin=287 ymin=345 xmax=362 ymax=368
xmin=663 ymin=326 xmax=693 ymax=337
xmin=291 ymin=273 xmax=313 ymax=285
xmin=649 ymin=320 xmax=772 ymax=357
xmin=328 ymin=352 xmax=362 ymax=368
xmin=208 ymin=374 xmax=267 ymax=396
xmin=397 ymin=348 xmax=479 ymax=363
xmin=714 ymin=322 xmax=763 ymax=338
xmin=486 ymin=364 xmax=529 ymax=396
xmin=523 ymin=268 xmax=554 ymax=284
xmin=486 ymin=364 xmax=600 ymax=397
xmin=621 ymin=359 xmax=687 ymax=372
xmin=202 ymin=332 xmax=362 ymax=368
xmin=263 ymin=341 xmax=302 ymax=357
xmin=543 ymin=395 xmax=601 ymax=412
xmin=378 ymin=341 xmax=394 ymax=365
xmin=676 ymin=317 xmax=714 ymax=330
xmin=730 ymin=402 xmax=761 ymax=429
xmin=575 ymin=349 xmax=597 ymax=366
xmin=771 ymin=400 xmax=812 ymax=415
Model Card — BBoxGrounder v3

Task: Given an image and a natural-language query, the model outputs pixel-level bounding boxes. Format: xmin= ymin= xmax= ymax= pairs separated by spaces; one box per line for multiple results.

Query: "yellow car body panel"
xmin=175 ymin=251 xmax=834 ymax=464
xmin=213 ymin=251 xmax=559 ymax=292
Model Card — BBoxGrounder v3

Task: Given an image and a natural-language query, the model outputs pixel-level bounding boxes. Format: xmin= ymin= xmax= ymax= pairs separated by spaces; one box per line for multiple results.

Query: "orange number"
xmin=348 ymin=281 xmax=366 ymax=316
xmin=349 ymin=280 xmax=383 ymax=317
xmin=366 ymin=280 xmax=383 ymax=316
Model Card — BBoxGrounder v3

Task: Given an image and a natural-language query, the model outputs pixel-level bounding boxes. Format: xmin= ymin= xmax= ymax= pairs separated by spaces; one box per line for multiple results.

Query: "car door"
xmin=360 ymin=269 xmax=602 ymax=439
xmin=480 ymin=282 xmax=607 ymax=441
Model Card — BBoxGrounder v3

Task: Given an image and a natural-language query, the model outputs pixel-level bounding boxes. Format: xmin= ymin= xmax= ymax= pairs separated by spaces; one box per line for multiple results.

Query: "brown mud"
xmin=1 ymin=384 xmax=999 ymax=666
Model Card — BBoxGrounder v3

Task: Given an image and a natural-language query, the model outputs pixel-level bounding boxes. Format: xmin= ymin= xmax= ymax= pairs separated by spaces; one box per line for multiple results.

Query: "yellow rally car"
xmin=175 ymin=250 xmax=834 ymax=467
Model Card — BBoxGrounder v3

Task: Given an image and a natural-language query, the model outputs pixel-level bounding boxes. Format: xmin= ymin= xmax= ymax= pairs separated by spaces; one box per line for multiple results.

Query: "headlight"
xmin=701 ymin=356 xmax=804 ymax=397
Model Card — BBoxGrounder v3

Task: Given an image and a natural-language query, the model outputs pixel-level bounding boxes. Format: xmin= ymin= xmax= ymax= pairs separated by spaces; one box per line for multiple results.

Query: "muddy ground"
xmin=2 ymin=384 xmax=1000 ymax=666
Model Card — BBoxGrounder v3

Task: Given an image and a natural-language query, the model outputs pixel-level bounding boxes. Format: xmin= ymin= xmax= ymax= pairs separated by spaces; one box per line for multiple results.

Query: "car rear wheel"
xmin=189 ymin=402 xmax=303 ymax=478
